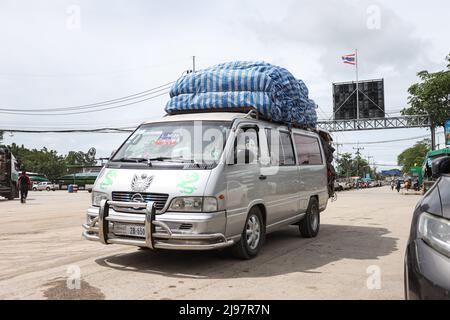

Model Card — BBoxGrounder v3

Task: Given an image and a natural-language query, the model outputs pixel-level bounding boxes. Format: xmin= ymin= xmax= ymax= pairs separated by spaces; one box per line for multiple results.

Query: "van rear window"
xmin=293 ymin=134 xmax=323 ymax=165
xmin=265 ymin=129 xmax=296 ymax=166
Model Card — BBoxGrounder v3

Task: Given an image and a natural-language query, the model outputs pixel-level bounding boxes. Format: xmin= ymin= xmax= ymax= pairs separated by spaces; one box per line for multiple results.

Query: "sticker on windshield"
xmin=177 ymin=172 xmax=200 ymax=195
xmin=154 ymin=132 xmax=180 ymax=146
xmin=99 ymin=169 xmax=117 ymax=190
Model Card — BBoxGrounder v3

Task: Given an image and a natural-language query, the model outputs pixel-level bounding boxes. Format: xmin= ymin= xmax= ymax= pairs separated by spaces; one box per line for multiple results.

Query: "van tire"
xmin=231 ymin=207 xmax=265 ymax=260
xmin=299 ymin=197 xmax=320 ymax=238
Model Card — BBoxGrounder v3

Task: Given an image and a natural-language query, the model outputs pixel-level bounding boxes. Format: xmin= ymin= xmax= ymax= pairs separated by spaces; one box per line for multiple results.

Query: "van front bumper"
xmin=82 ymin=200 xmax=234 ymax=251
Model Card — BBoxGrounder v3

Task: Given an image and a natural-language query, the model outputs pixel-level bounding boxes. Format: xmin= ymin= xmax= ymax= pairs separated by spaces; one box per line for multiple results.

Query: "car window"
xmin=265 ymin=129 xmax=296 ymax=166
xmin=234 ymin=126 xmax=259 ymax=164
xmin=293 ymin=134 xmax=323 ymax=165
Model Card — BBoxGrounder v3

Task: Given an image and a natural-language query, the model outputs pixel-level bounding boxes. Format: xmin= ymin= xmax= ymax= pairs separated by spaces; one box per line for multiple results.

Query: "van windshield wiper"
xmin=112 ymin=156 xmax=186 ymax=165
xmin=111 ymin=157 xmax=148 ymax=163
xmin=147 ymin=156 xmax=183 ymax=162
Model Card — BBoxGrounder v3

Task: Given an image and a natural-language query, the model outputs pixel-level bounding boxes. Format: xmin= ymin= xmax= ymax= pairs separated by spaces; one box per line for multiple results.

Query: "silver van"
xmin=83 ymin=112 xmax=330 ymax=259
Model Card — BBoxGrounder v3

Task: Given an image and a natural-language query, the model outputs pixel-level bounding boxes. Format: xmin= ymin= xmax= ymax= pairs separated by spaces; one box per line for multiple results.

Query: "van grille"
xmin=111 ymin=192 xmax=169 ymax=210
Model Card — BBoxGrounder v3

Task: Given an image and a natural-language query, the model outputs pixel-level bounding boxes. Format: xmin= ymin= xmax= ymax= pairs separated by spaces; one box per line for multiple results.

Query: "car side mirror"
xmin=432 ymin=156 xmax=450 ymax=178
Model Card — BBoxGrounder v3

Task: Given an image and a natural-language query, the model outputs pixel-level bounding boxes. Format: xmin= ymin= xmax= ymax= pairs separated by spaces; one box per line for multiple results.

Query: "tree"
xmin=9 ymin=143 xmax=67 ymax=181
xmin=65 ymin=151 xmax=97 ymax=173
xmin=0 ymin=131 xmax=3 ymax=144
xmin=354 ymin=155 xmax=370 ymax=178
xmin=8 ymin=144 xmax=99 ymax=180
xmin=397 ymin=139 xmax=431 ymax=173
xmin=336 ymin=153 xmax=353 ymax=177
xmin=402 ymin=54 xmax=450 ymax=127
xmin=336 ymin=152 xmax=372 ymax=178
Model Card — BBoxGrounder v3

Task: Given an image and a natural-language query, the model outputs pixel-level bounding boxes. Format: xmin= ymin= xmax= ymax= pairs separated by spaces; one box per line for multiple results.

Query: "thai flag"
xmin=342 ymin=53 xmax=356 ymax=65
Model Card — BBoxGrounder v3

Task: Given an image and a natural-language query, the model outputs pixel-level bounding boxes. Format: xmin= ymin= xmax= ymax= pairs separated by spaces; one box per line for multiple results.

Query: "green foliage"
xmin=8 ymin=143 xmax=97 ymax=180
xmin=402 ymin=54 xmax=450 ymax=127
xmin=336 ymin=152 xmax=372 ymax=178
xmin=65 ymin=151 xmax=97 ymax=173
xmin=397 ymin=139 xmax=431 ymax=173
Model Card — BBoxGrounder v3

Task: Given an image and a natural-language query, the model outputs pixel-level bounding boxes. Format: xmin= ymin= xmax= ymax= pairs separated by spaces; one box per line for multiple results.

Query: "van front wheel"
xmin=231 ymin=207 xmax=265 ymax=260
xmin=299 ymin=197 xmax=320 ymax=238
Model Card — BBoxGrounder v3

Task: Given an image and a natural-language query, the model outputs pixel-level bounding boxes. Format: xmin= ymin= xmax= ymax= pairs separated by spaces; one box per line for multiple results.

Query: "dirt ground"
xmin=0 ymin=187 xmax=420 ymax=299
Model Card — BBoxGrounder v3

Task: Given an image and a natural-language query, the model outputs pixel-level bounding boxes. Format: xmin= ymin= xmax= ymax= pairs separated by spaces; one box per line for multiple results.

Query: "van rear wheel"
xmin=231 ymin=207 xmax=265 ymax=260
xmin=299 ymin=197 xmax=320 ymax=238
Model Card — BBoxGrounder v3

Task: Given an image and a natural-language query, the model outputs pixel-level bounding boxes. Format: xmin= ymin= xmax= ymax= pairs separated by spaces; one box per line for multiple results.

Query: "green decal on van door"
xmin=99 ymin=169 xmax=117 ymax=190
xmin=177 ymin=172 xmax=200 ymax=195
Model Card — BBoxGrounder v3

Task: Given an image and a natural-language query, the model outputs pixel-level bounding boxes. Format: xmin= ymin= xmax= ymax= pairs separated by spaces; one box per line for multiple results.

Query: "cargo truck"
xmin=0 ymin=146 xmax=20 ymax=200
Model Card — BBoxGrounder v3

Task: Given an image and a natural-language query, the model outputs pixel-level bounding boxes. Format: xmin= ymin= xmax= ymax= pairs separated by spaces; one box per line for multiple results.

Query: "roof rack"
xmin=244 ymin=109 xmax=259 ymax=120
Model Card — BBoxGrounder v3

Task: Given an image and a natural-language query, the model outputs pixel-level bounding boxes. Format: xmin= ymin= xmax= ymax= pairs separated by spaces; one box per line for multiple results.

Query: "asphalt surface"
xmin=0 ymin=187 xmax=420 ymax=300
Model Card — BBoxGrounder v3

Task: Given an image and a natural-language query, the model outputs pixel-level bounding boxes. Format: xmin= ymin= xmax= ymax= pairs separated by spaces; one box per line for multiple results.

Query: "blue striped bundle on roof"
xmin=165 ymin=61 xmax=317 ymax=127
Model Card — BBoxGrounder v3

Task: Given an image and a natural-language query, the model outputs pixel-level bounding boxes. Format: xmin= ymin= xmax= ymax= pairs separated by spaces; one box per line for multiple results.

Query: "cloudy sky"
xmin=1 ymin=0 xmax=449 ymax=168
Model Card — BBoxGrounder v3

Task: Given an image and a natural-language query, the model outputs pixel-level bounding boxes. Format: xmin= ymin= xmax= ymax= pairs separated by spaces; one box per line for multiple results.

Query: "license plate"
xmin=113 ymin=223 xmax=146 ymax=237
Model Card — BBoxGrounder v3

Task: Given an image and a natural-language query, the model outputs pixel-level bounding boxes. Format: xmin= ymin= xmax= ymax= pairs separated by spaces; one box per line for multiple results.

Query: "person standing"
xmin=391 ymin=180 xmax=395 ymax=191
xmin=18 ymin=171 xmax=31 ymax=203
xmin=396 ymin=179 xmax=401 ymax=193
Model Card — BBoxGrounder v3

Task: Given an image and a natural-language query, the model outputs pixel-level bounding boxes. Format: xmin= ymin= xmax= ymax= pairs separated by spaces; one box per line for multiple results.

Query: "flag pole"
xmin=355 ymin=49 xmax=359 ymax=119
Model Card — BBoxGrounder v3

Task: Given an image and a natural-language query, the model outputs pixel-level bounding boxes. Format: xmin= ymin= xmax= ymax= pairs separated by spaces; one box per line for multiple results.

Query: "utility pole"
xmin=355 ymin=49 xmax=360 ymax=120
xmin=192 ymin=56 xmax=196 ymax=73
xmin=353 ymin=142 xmax=365 ymax=178
xmin=335 ymin=142 xmax=343 ymax=162
xmin=333 ymin=141 xmax=343 ymax=178
xmin=431 ymin=125 xmax=436 ymax=150
xmin=367 ymin=155 xmax=374 ymax=178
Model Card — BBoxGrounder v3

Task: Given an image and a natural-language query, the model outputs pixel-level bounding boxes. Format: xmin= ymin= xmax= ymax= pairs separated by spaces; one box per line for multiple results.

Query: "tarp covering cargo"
xmin=165 ymin=61 xmax=318 ymax=127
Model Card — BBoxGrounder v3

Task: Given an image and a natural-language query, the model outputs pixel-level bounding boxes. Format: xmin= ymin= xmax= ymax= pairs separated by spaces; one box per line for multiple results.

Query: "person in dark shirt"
xmin=18 ymin=171 xmax=31 ymax=203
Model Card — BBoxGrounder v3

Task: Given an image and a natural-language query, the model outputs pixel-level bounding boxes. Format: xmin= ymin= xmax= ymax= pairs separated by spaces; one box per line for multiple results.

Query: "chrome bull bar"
xmin=98 ymin=199 xmax=158 ymax=249
xmin=82 ymin=199 xmax=234 ymax=250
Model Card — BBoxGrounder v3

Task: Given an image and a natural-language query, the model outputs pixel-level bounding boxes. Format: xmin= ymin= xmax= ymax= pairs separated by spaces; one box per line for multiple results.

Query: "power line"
xmin=335 ymin=131 xmax=444 ymax=145
xmin=0 ymin=91 xmax=170 ymax=116
xmin=0 ymin=81 xmax=174 ymax=113
xmin=1 ymin=128 xmax=134 ymax=133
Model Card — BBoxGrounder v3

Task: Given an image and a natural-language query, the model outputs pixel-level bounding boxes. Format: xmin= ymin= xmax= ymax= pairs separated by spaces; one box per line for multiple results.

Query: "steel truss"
xmin=317 ymin=115 xmax=431 ymax=132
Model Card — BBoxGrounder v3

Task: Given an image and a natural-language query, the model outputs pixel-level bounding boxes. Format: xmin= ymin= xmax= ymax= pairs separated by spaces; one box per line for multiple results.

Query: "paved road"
xmin=0 ymin=187 xmax=420 ymax=300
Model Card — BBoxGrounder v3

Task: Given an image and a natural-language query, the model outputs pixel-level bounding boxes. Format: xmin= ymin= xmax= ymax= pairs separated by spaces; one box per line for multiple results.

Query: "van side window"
xmin=280 ymin=132 xmax=296 ymax=165
xmin=293 ymin=134 xmax=323 ymax=165
xmin=234 ymin=126 xmax=259 ymax=164
xmin=265 ymin=129 xmax=296 ymax=166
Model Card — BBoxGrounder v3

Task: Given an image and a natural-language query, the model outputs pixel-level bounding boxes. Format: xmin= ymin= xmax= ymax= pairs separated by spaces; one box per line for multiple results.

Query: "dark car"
xmin=405 ymin=156 xmax=450 ymax=300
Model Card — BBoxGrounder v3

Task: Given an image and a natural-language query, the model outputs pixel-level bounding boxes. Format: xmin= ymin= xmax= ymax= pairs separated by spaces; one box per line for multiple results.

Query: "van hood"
xmin=93 ymin=167 xmax=211 ymax=197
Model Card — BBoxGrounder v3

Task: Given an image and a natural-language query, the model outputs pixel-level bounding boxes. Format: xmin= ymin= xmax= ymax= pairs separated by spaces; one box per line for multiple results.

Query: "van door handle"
xmin=259 ymin=175 xmax=267 ymax=180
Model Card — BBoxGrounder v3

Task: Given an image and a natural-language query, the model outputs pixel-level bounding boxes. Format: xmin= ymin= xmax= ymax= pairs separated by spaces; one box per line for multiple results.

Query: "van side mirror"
xmin=432 ymin=156 xmax=450 ymax=178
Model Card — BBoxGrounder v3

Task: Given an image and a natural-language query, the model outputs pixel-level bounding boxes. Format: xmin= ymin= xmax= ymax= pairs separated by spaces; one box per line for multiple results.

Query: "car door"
xmin=224 ymin=123 xmax=268 ymax=237
xmin=293 ymin=133 xmax=327 ymax=211
xmin=262 ymin=127 xmax=301 ymax=227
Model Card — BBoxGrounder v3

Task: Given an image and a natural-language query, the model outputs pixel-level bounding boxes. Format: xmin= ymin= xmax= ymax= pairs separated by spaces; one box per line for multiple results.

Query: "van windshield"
xmin=111 ymin=121 xmax=232 ymax=165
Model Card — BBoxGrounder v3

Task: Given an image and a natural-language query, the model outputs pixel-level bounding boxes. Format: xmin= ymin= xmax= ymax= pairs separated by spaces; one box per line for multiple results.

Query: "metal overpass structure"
xmin=316 ymin=115 xmax=431 ymax=132
xmin=317 ymin=115 xmax=436 ymax=150
xmin=316 ymin=114 xmax=437 ymax=150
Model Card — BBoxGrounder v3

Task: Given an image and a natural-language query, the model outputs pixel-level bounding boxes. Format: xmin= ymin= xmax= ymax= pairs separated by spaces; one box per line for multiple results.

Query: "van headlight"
xmin=92 ymin=191 xmax=108 ymax=207
xmin=169 ymin=197 xmax=218 ymax=212
xmin=418 ymin=212 xmax=450 ymax=258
